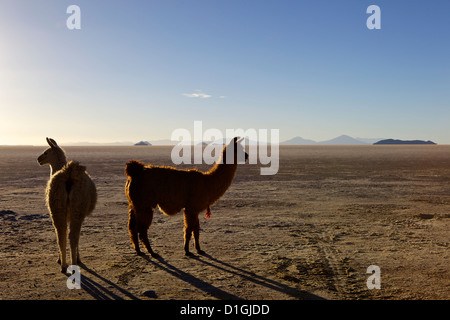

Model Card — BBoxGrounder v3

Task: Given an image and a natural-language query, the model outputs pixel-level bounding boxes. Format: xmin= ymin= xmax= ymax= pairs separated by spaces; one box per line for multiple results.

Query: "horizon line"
xmin=0 ymin=135 xmax=444 ymax=147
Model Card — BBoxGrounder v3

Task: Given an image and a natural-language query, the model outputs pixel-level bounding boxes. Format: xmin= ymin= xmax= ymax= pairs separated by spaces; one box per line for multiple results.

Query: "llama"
xmin=37 ymin=138 xmax=97 ymax=273
xmin=125 ymin=137 xmax=248 ymax=257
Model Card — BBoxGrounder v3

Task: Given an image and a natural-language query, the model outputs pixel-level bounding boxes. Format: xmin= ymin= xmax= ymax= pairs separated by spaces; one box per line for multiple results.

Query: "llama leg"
xmin=184 ymin=210 xmax=204 ymax=255
xmin=55 ymin=223 xmax=68 ymax=273
xmin=128 ymin=208 xmax=143 ymax=255
xmin=192 ymin=215 xmax=205 ymax=255
xmin=183 ymin=211 xmax=193 ymax=256
xmin=77 ymin=248 xmax=82 ymax=264
xmin=136 ymin=208 xmax=159 ymax=258
xmin=69 ymin=219 xmax=82 ymax=267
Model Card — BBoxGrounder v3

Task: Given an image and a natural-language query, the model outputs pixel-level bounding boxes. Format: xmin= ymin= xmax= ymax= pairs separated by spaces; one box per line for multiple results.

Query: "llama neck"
xmin=206 ymin=162 xmax=238 ymax=203
xmin=50 ymin=156 xmax=67 ymax=176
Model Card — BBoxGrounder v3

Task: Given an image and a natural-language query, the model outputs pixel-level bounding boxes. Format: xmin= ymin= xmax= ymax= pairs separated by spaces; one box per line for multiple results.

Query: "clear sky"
xmin=1 ymin=0 xmax=449 ymax=145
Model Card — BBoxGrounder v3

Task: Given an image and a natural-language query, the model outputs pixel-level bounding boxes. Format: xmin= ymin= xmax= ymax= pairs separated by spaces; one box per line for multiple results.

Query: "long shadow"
xmin=142 ymin=254 xmax=325 ymax=300
xmin=193 ymin=254 xmax=325 ymax=300
xmin=142 ymin=256 xmax=241 ymax=300
xmin=66 ymin=263 xmax=140 ymax=300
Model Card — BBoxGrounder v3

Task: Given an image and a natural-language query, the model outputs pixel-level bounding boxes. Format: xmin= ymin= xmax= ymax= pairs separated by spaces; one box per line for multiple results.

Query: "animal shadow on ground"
xmin=142 ymin=256 xmax=241 ymax=299
xmin=143 ymin=254 xmax=325 ymax=300
xmin=67 ymin=263 xmax=140 ymax=300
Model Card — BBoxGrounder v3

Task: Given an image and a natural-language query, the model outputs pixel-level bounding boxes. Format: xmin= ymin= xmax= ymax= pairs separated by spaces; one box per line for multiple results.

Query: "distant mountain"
xmin=374 ymin=139 xmax=436 ymax=145
xmin=281 ymin=135 xmax=368 ymax=145
xmin=134 ymin=141 xmax=152 ymax=146
xmin=280 ymin=137 xmax=317 ymax=145
xmin=317 ymin=135 xmax=368 ymax=145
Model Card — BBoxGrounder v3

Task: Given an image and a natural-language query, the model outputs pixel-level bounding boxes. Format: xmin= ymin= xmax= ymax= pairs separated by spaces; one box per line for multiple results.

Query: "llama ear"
xmin=46 ymin=138 xmax=58 ymax=149
xmin=233 ymin=137 xmax=239 ymax=143
xmin=236 ymin=137 xmax=244 ymax=144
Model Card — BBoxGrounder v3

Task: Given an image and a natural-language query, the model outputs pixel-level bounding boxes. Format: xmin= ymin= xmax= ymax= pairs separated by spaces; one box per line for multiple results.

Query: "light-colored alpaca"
xmin=125 ymin=137 xmax=248 ymax=257
xmin=37 ymin=138 xmax=97 ymax=273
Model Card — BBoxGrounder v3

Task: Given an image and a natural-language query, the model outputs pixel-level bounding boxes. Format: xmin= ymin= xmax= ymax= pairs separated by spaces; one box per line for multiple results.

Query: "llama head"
xmin=221 ymin=137 xmax=249 ymax=165
xmin=37 ymin=138 xmax=67 ymax=168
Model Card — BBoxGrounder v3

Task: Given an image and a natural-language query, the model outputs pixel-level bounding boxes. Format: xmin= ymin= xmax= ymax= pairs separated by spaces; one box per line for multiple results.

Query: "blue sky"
xmin=1 ymin=0 xmax=449 ymax=145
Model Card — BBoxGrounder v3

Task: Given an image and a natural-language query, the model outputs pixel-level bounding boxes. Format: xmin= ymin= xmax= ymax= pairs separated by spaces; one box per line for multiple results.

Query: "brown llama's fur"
xmin=125 ymin=137 xmax=248 ymax=257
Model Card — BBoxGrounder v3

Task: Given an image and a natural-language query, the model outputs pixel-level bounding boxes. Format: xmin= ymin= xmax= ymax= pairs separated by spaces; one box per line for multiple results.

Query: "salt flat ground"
xmin=0 ymin=145 xmax=449 ymax=300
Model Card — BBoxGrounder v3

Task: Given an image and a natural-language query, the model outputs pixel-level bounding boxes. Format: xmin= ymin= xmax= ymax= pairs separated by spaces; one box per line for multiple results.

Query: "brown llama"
xmin=125 ymin=137 xmax=248 ymax=257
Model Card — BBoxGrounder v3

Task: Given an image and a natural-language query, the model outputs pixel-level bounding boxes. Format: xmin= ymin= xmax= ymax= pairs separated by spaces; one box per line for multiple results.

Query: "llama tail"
xmin=63 ymin=161 xmax=86 ymax=180
xmin=125 ymin=160 xmax=145 ymax=178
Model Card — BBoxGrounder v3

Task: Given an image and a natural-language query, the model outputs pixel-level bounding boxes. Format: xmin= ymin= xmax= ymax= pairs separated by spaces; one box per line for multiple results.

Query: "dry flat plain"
xmin=0 ymin=145 xmax=449 ymax=300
